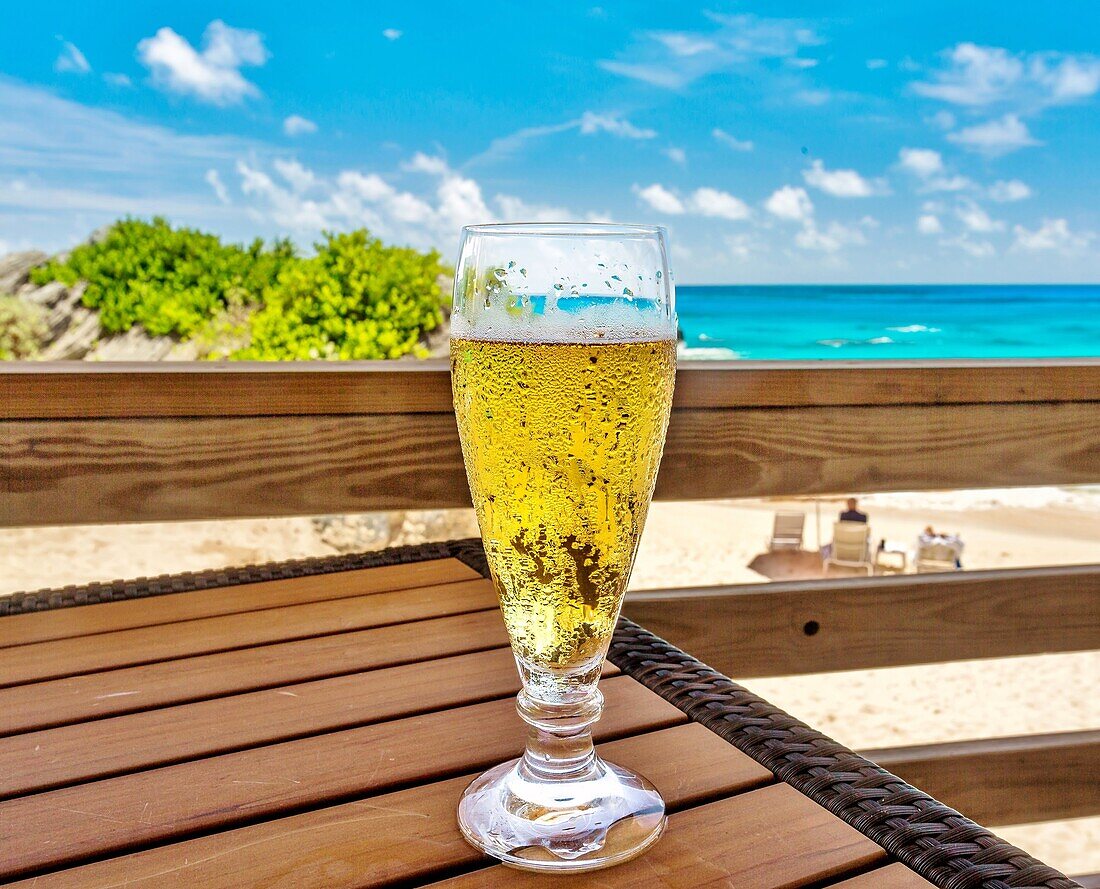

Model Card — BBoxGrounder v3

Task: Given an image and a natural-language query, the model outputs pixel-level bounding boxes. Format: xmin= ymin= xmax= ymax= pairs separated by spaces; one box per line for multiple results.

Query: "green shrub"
xmin=234 ymin=230 xmax=449 ymax=360
xmin=31 ymin=217 xmax=295 ymax=339
xmin=29 ymin=218 xmax=449 ymax=361
xmin=0 ymin=295 xmax=47 ymax=359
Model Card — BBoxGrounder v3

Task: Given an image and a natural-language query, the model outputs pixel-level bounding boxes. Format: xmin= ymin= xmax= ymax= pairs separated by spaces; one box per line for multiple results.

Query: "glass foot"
xmin=457 ymin=754 xmax=666 ymax=873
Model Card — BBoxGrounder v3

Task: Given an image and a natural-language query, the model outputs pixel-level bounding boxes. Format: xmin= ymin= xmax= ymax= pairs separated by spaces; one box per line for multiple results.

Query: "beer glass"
xmin=451 ymin=223 xmax=676 ymax=871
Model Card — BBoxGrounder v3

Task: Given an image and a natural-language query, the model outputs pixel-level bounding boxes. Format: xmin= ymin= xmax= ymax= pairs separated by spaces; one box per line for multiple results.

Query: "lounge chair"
xmin=915 ymin=541 xmax=962 ymax=572
xmin=767 ymin=511 xmax=805 ymax=551
xmin=824 ymin=520 xmax=874 ymax=575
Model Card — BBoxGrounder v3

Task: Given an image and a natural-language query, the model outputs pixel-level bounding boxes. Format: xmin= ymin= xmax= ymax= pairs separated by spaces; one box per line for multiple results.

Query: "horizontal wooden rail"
xmin=2 ymin=360 xmax=1098 ymax=524
xmin=624 ymin=564 xmax=1100 ymax=677
xmin=2 ymin=359 xmax=1099 ymax=418
xmin=866 ymin=730 xmax=1100 ymax=827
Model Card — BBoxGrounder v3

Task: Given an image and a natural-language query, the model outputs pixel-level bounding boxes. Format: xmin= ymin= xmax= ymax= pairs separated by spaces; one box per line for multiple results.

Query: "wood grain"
xmin=5 ymin=401 xmax=1098 ymax=525
xmin=830 ymin=863 xmax=936 ymax=889
xmin=0 ymin=675 xmax=685 ymax=880
xmin=625 ymin=564 xmax=1100 ymax=677
xmin=0 ymin=609 xmax=509 ymax=735
xmin=0 ymin=558 xmax=480 ymax=648
xmin=3 ymin=723 xmax=773 ymax=889
xmin=434 ymin=782 xmax=885 ymax=889
xmin=3 ymin=360 xmax=1097 ymax=418
xmin=0 ymin=578 xmax=498 ymax=686
xmin=3 ymin=647 xmax=602 ymax=795
xmin=868 ymin=729 xmax=1100 ymax=826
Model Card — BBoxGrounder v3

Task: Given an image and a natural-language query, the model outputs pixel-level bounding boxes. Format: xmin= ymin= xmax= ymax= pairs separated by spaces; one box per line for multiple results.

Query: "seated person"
xmin=839 ymin=497 xmax=868 ymax=523
xmin=917 ymin=526 xmax=964 ymax=568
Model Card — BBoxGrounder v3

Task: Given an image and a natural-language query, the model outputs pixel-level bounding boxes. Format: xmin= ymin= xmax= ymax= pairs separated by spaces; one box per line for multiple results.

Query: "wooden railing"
xmin=2 ymin=359 xmax=1098 ymax=526
xmin=1 ymin=358 xmax=1098 ymax=841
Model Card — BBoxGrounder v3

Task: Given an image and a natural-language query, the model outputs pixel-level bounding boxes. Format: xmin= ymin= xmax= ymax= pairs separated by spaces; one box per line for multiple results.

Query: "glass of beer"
xmin=451 ymin=223 xmax=676 ymax=872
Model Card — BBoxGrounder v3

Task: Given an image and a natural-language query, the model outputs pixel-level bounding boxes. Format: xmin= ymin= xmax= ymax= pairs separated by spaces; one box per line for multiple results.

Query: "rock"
xmin=85 ymin=326 xmax=200 ymax=362
xmin=313 ymin=512 xmax=405 ymax=553
xmin=39 ymin=307 xmax=100 ymax=360
xmin=21 ymin=281 xmax=69 ymax=309
xmin=391 ymin=509 xmax=480 ymax=547
xmin=0 ymin=251 xmax=47 ymax=293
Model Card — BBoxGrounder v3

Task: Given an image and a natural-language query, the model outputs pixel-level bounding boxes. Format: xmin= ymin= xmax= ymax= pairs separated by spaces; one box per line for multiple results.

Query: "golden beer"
xmin=451 ymin=336 xmax=675 ymax=673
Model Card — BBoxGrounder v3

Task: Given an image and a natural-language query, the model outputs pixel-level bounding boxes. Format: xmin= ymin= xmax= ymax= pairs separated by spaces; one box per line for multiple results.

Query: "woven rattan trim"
xmin=0 ymin=538 xmax=489 ymax=616
xmin=607 ymin=618 xmax=1079 ymax=889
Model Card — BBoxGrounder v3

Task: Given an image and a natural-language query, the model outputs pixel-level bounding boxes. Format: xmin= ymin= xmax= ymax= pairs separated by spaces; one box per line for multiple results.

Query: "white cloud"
xmin=924 ymin=175 xmax=975 ymax=193
xmin=652 ymin=33 xmax=716 ymax=57
xmin=914 ymin=43 xmax=1023 ymax=106
xmin=794 ymin=89 xmax=831 ymax=106
xmin=578 ymin=111 xmax=657 ymax=139
xmin=470 ymin=111 xmax=655 ymax=166
xmin=495 ymin=194 xmax=570 ymax=222
xmin=205 ymin=169 xmax=230 ymax=204
xmin=283 ymin=115 xmax=317 ymax=136
xmin=600 ymin=13 xmax=822 ymax=90
xmin=633 ymin=183 xmax=685 ymax=214
xmin=663 ymin=147 xmax=687 ymax=165
xmin=103 ymin=72 xmax=132 ymax=87
xmin=598 ymin=61 xmax=685 ymax=89
xmin=231 ymin=155 xmax=522 ymax=245
xmin=690 ymin=187 xmax=750 ymax=221
xmin=988 ymin=179 xmax=1031 ymax=202
xmin=897 ymin=147 xmax=944 ymax=178
xmin=802 ymin=159 xmax=882 ymax=197
xmin=955 ymin=199 xmax=1004 ymax=233
xmin=941 ymin=235 xmax=995 ymax=258
xmin=795 ymin=220 xmax=866 ymax=252
xmin=402 ymin=152 xmax=451 ymax=175
xmin=764 ymin=185 xmax=813 ymax=222
xmin=725 ymin=232 xmax=761 ymax=261
xmin=0 ymin=79 xmax=255 ymax=252
xmin=787 ymin=57 xmax=819 ymax=69
xmin=917 ymin=214 xmax=943 ymax=235
xmin=913 ymin=42 xmax=1100 ymax=108
xmin=55 ymin=40 xmax=91 ymax=74
xmin=947 ymin=114 xmax=1039 ymax=155
xmin=896 ymin=148 xmax=975 ymax=193
xmin=1012 ymin=218 xmax=1093 ymax=253
xmin=137 ymin=20 xmax=269 ymax=105
xmin=928 ymin=110 xmax=956 ymax=129
xmin=274 ymin=159 xmax=317 ymax=193
xmin=382 ymin=29 xmax=403 ymax=41
xmin=712 ymin=128 xmax=753 ymax=152
xmin=866 ymin=59 xmax=887 ymax=70
xmin=1031 ymin=54 xmax=1100 ymax=102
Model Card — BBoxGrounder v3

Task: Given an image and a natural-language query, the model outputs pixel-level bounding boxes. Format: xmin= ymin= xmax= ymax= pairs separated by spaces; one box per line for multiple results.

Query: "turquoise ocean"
xmin=675 ymin=284 xmax=1100 ymax=360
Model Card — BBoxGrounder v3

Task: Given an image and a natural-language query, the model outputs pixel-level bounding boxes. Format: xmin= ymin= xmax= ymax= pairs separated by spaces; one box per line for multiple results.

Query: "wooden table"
xmin=0 ymin=540 xmax=1075 ymax=889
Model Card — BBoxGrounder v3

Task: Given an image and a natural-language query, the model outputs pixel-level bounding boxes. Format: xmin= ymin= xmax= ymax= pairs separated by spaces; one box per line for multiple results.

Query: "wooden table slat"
xmin=0 ymin=578 xmax=498 ymax=687
xmin=0 ymin=558 xmax=481 ymax=648
xmin=0 ymin=675 xmax=685 ymax=880
xmin=0 ymin=609 xmax=510 ymax=735
xmin=4 ymin=723 xmax=773 ymax=889
xmin=2 ymin=650 xmax=620 ymax=796
xmin=828 ymin=863 xmax=937 ymax=888
xmin=432 ymin=783 xmax=886 ymax=889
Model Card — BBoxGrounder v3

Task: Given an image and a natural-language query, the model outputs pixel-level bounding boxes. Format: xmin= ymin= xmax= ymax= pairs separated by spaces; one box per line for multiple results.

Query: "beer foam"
xmin=450 ymin=300 xmax=676 ymax=344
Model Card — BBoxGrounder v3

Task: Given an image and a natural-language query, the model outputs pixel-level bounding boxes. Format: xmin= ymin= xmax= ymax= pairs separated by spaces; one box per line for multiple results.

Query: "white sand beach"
xmin=1 ymin=487 xmax=1097 ymax=873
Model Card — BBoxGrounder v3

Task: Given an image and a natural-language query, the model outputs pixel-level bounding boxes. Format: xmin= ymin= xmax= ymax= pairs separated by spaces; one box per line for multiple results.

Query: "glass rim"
xmin=462 ymin=222 xmax=667 ymax=239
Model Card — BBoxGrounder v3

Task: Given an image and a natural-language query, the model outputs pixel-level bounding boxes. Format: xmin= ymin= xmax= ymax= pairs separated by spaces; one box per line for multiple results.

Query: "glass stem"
xmin=516 ymin=686 xmax=604 ymax=781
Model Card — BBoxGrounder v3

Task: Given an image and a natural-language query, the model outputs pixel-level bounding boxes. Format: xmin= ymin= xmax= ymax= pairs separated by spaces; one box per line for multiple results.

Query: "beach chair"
xmin=767 ymin=511 xmax=805 ymax=551
xmin=915 ymin=541 xmax=961 ymax=573
xmin=824 ymin=520 xmax=873 ymax=575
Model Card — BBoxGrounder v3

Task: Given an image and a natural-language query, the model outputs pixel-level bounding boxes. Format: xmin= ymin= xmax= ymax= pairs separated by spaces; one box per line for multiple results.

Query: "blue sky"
xmin=1 ymin=1 xmax=1098 ymax=283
